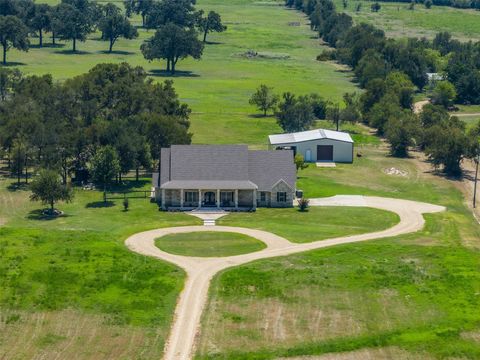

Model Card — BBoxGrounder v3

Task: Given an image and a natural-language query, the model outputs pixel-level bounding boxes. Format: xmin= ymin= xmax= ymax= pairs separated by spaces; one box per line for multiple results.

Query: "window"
xmin=221 ymin=191 xmax=234 ymax=205
xmin=185 ymin=191 xmax=198 ymax=203
xmin=260 ymin=192 xmax=266 ymax=202
xmin=276 ymin=192 xmax=287 ymax=202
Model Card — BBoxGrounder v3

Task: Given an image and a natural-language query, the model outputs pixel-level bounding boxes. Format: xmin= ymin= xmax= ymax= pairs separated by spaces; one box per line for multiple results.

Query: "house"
xmin=269 ymin=128 xmax=354 ymax=163
xmin=152 ymin=145 xmax=296 ymax=210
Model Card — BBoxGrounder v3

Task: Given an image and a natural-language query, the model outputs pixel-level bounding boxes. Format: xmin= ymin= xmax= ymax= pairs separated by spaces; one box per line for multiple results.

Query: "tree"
xmin=327 ymin=103 xmax=341 ymax=131
xmin=30 ymin=169 xmax=74 ymax=214
xmin=294 ymin=153 xmax=308 ymax=171
xmin=340 ymin=92 xmax=362 ymax=124
xmin=425 ymin=117 xmax=468 ymax=175
xmin=0 ymin=67 xmax=21 ymax=100
xmin=385 ymin=111 xmax=420 ymax=157
xmin=276 ymin=93 xmax=315 ymax=133
xmin=144 ymin=0 xmax=198 ymax=29
xmin=371 ymin=2 xmax=381 ymax=12
xmin=10 ymin=138 xmax=26 ymax=185
xmin=249 ymin=84 xmax=279 ymax=116
xmin=99 ymin=3 xmax=138 ymax=53
xmin=127 ymin=0 xmax=154 ymax=28
xmin=29 ymin=3 xmax=51 ymax=47
xmin=141 ymin=23 xmax=204 ymax=74
xmin=89 ymin=146 xmax=120 ymax=201
xmin=0 ymin=15 xmax=29 ymax=65
xmin=431 ymin=80 xmax=457 ymax=109
xmin=424 ymin=0 xmax=432 ymax=8
xmin=53 ymin=3 xmax=94 ymax=52
xmin=198 ymin=10 xmax=226 ymax=43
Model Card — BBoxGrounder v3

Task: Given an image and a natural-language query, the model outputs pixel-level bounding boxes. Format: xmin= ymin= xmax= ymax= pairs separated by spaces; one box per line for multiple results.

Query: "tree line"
xmin=284 ymin=0 xmax=480 ymax=175
xmin=0 ymin=0 xmax=226 ymax=73
xmin=287 ymin=0 xmax=480 ymax=10
xmin=0 ymin=63 xmax=192 ymax=202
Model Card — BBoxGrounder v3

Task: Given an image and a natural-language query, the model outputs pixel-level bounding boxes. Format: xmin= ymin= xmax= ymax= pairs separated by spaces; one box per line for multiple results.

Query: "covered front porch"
xmin=160 ymin=188 xmax=257 ymax=211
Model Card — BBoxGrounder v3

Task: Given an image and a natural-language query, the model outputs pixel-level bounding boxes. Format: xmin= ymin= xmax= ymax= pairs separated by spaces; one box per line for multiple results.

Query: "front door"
xmin=317 ymin=145 xmax=334 ymax=161
xmin=203 ymin=191 xmax=216 ymax=207
xmin=305 ymin=149 xmax=312 ymax=162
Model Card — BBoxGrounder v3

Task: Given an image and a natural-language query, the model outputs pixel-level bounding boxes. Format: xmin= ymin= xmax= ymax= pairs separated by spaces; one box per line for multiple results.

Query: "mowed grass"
xmin=198 ymin=145 xmax=480 ymax=359
xmin=155 ymin=232 xmax=267 ymax=257
xmin=0 ymin=176 xmax=201 ymax=356
xmin=15 ymin=0 xmax=359 ymax=146
xmin=334 ymin=0 xmax=480 ymax=40
xmin=217 ymin=207 xmax=399 ymax=243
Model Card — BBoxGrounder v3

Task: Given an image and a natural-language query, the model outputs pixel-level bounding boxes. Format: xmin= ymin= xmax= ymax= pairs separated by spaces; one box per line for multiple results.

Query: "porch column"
xmin=216 ymin=189 xmax=220 ymax=208
xmin=234 ymin=189 xmax=238 ymax=208
xmin=253 ymin=189 xmax=257 ymax=210
xmin=161 ymin=189 xmax=166 ymax=210
xmin=198 ymin=189 xmax=202 ymax=208
xmin=180 ymin=189 xmax=184 ymax=209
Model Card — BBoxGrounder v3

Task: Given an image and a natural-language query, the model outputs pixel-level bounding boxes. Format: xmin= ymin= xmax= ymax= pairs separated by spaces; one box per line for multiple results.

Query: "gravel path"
xmin=125 ymin=196 xmax=445 ymax=360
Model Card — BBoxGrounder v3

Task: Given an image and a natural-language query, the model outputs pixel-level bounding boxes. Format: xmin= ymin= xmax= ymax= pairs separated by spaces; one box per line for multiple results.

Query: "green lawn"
xmin=155 ymin=232 xmax=267 ymax=257
xmin=13 ymin=0 xmax=360 ymax=147
xmin=0 ymin=177 xmax=201 ymax=355
xmin=199 ymin=145 xmax=480 ymax=359
xmin=334 ymin=0 xmax=480 ymax=40
xmin=218 ymin=207 xmax=399 ymax=243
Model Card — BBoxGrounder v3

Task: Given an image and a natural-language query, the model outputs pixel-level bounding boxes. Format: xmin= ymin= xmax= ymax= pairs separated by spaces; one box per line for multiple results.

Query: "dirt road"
xmin=125 ymin=196 xmax=445 ymax=360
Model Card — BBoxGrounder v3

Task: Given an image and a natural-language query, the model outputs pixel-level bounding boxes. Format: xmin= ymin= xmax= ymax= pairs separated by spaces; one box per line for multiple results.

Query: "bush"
xmin=298 ymin=198 xmax=310 ymax=212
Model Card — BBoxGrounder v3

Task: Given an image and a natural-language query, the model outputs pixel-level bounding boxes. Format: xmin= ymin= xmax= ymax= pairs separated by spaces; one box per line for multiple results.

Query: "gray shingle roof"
xmin=248 ymin=150 xmax=296 ymax=191
xmin=153 ymin=145 xmax=295 ymax=192
xmin=161 ymin=180 xmax=257 ymax=190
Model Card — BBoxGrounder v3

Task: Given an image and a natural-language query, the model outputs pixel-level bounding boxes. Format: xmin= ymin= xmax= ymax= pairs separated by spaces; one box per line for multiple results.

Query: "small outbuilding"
xmin=269 ymin=129 xmax=354 ymax=163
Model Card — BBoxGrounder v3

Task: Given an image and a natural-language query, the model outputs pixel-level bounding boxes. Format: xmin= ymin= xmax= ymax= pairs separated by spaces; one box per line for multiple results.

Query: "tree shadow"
xmin=148 ymin=69 xmax=200 ymax=78
xmin=248 ymin=114 xmax=275 ymax=119
xmin=7 ymin=182 xmax=29 ymax=192
xmin=54 ymin=49 xmax=91 ymax=55
xmin=205 ymin=41 xmax=223 ymax=45
xmin=98 ymin=50 xmax=135 ymax=55
xmin=30 ymin=43 xmax=65 ymax=49
xmin=27 ymin=209 xmax=70 ymax=221
xmin=1 ymin=62 xmax=26 ymax=67
xmin=86 ymin=201 xmax=115 ymax=208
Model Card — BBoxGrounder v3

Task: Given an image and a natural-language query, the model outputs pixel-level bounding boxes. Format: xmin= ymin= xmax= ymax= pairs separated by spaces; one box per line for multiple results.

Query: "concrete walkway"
xmin=125 ymin=196 xmax=445 ymax=360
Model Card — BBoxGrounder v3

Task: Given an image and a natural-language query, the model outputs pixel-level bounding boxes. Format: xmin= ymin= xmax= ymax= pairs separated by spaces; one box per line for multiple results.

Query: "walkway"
xmin=125 ymin=196 xmax=445 ymax=360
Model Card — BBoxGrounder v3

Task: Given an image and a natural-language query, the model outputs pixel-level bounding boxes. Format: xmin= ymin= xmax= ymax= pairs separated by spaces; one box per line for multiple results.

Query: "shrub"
xmin=298 ymin=198 xmax=310 ymax=212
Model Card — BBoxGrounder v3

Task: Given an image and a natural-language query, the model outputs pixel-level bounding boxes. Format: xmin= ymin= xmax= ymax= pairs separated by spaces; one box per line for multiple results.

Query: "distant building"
xmin=152 ymin=145 xmax=296 ymax=210
xmin=269 ymin=129 xmax=354 ymax=163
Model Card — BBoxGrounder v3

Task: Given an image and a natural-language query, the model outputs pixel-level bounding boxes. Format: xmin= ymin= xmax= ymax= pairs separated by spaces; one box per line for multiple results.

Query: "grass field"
xmin=334 ymin=0 xmax=480 ymax=40
xmin=218 ymin=207 xmax=399 ymax=243
xmin=0 ymin=176 xmax=203 ymax=357
xmin=198 ymin=145 xmax=480 ymax=359
xmin=155 ymin=232 xmax=267 ymax=257
xmin=10 ymin=0 xmax=361 ymax=146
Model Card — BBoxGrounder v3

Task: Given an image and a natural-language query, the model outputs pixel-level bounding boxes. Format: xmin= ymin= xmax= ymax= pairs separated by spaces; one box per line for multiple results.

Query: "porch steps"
xmin=203 ymin=219 xmax=216 ymax=226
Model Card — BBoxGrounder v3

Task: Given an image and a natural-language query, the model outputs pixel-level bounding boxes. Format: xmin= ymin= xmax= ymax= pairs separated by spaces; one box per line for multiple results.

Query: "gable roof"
xmin=155 ymin=145 xmax=295 ymax=192
xmin=269 ymin=128 xmax=353 ymax=145
xmin=248 ymin=150 xmax=296 ymax=191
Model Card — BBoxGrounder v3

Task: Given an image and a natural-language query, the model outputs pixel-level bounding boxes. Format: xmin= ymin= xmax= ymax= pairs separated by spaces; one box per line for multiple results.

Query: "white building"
xmin=269 ymin=129 xmax=354 ymax=163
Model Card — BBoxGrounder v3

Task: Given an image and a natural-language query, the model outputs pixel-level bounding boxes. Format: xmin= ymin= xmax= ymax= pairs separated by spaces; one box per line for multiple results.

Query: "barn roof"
xmin=269 ymin=129 xmax=354 ymax=145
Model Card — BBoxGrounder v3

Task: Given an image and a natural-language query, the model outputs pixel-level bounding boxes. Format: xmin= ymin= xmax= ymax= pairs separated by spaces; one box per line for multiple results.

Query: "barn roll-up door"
xmin=317 ymin=145 xmax=333 ymax=161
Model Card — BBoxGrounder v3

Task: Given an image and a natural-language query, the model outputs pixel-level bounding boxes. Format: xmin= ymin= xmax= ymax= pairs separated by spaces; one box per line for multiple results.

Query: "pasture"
xmin=334 ymin=0 xmax=480 ymax=40
xmin=12 ymin=0 xmax=359 ymax=146
xmin=198 ymin=145 xmax=480 ymax=359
